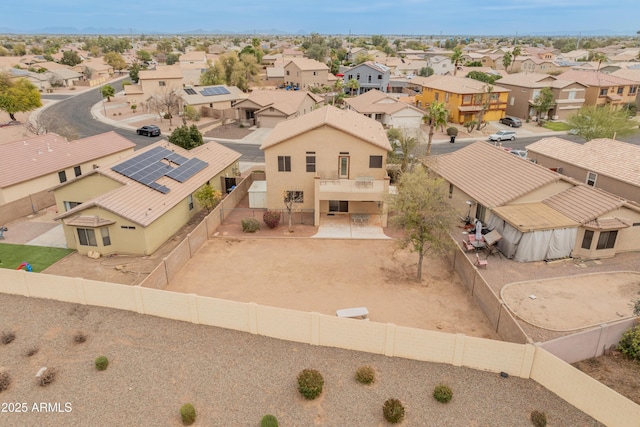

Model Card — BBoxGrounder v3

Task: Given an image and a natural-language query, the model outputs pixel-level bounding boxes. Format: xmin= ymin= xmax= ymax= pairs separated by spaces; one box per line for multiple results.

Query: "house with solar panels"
xmin=180 ymin=84 xmax=247 ymax=120
xmin=53 ymin=140 xmax=241 ymax=256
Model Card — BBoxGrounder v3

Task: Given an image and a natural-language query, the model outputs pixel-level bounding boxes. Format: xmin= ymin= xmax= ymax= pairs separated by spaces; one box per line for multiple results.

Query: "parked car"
xmin=488 ymin=130 xmax=516 ymax=141
xmin=510 ymin=149 xmax=528 ymax=159
xmin=499 ymin=116 xmax=522 ymax=127
xmin=136 ymin=125 xmax=161 ymax=137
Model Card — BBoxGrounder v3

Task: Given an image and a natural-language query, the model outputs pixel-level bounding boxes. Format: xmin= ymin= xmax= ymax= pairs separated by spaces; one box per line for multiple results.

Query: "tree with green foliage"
xmin=502 ymin=51 xmax=512 ymax=70
xmin=103 ymin=52 xmax=127 ymax=73
xmin=156 ymin=39 xmax=173 ymax=54
xmin=355 ymin=51 xmax=374 ymax=64
xmin=511 ymin=46 xmax=521 ymax=71
xmin=418 ymin=67 xmax=434 ymax=77
xmin=371 ymin=35 xmax=388 ymax=49
xmin=346 ymin=78 xmax=359 ymax=96
xmin=0 ymin=74 xmax=42 ymax=121
xmin=566 ymin=105 xmax=637 ymax=141
xmin=387 ymin=127 xmax=419 ymax=173
xmin=389 ymin=168 xmax=456 ymax=280
xmin=129 ymin=63 xmax=141 ymax=83
xmin=423 ymin=101 xmax=448 ymax=156
xmin=306 ymin=44 xmax=328 ymax=62
xmin=467 ymin=71 xmax=502 ymax=84
xmin=100 ymin=84 xmax=115 ymax=102
xmin=531 ymin=87 xmax=555 ymax=123
xmin=168 ymin=124 xmax=203 ymax=150
xmin=60 ymin=50 xmax=82 ymax=66
xmin=165 ymin=53 xmax=179 ymax=65
xmin=194 ymin=184 xmax=222 ymax=213
xmin=200 ymin=61 xmax=225 ymax=86
xmin=450 ymin=46 xmax=463 ymax=76
xmin=136 ymin=50 xmax=152 ymax=63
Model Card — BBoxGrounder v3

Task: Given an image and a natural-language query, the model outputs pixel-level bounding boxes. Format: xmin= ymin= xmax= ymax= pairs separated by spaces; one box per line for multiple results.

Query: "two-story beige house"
xmin=556 ymin=70 xmax=638 ymax=109
xmin=260 ymin=105 xmax=392 ymax=226
xmin=124 ymin=65 xmax=183 ymax=106
xmin=496 ymin=73 xmax=588 ymax=120
xmin=283 ymin=58 xmax=335 ymax=90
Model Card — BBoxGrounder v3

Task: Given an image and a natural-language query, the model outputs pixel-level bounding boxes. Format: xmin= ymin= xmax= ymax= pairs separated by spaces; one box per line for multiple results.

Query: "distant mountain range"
xmin=0 ymin=26 xmax=637 ymax=37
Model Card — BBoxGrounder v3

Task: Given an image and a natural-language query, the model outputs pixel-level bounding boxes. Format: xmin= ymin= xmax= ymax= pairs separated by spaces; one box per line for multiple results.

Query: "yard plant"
xmin=382 ymin=398 xmax=405 ymax=423
xmin=180 ymin=403 xmax=196 ymax=425
xmin=297 ymin=368 xmax=324 ymax=400
xmin=433 ymin=384 xmax=453 ymax=403
xmin=530 ymin=410 xmax=547 ymax=427
xmin=263 ymin=210 xmax=281 ymax=229
xmin=241 ymin=217 xmax=260 ymax=233
xmin=95 ymin=356 xmax=109 ymax=371
xmin=355 ymin=365 xmax=375 ymax=384
xmin=260 ymin=414 xmax=279 ymax=427
xmin=617 ymin=324 xmax=640 ymax=362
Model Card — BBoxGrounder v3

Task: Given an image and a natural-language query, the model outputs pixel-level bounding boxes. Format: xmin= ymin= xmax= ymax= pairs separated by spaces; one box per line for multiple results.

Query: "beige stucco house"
xmin=53 ymin=140 xmax=241 ymax=256
xmin=0 ymin=132 xmax=135 ymax=206
xmin=283 ymin=58 xmax=335 ymax=90
xmin=344 ymin=89 xmax=424 ymax=129
xmin=124 ymin=65 xmax=183 ymax=106
xmin=234 ymin=89 xmax=323 ymax=128
xmin=260 ymin=105 xmax=392 ymax=226
xmin=526 ymin=137 xmax=640 ymax=204
xmin=426 ymin=142 xmax=640 ymax=262
xmin=555 ymin=70 xmax=638 ymax=109
xmin=496 ymin=73 xmax=587 ymax=120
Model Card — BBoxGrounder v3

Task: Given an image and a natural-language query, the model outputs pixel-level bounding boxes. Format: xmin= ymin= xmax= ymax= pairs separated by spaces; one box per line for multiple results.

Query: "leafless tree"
xmin=148 ymin=86 xmax=182 ymax=127
xmin=25 ymin=110 xmax=78 ymax=140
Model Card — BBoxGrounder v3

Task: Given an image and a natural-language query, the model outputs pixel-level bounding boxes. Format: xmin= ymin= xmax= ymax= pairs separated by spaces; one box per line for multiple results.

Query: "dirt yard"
xmin=573 ymin=350 xmax=640 ymax=405
xmin=164 ymin=238 xmax=499 ymax=339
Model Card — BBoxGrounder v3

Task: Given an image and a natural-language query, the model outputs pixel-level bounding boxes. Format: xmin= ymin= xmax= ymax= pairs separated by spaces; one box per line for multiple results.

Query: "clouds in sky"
xmin=4 ymin=0 xmax=638 ymax=35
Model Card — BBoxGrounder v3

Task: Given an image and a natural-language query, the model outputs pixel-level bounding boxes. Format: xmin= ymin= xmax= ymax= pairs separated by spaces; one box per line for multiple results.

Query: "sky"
xmin=3 ymin=0 xmax=639 ymax=36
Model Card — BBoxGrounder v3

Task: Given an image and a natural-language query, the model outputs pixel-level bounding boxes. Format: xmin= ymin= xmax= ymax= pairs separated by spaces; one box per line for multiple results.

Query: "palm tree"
xmin=510 ymin=46 xmax=521 ymax=72
xmin=346 ymin=78 xmax=360 ymax=96
xmin=450 ymin=47 xmax=463 ymax=76
xmin=423 ymin=101 xmax=448 ymax=156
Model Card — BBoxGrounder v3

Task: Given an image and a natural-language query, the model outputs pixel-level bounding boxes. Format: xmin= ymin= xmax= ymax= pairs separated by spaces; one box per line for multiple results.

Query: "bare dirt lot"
xmin=573 ymin=351 xmax=640 ymax=405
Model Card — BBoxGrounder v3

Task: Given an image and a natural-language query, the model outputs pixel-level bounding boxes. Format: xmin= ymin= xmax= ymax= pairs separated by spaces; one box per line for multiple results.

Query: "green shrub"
xmin=355 ymin=365 xmax=375 ymax=384
xmin=260 ymin=414 xmax=279 ymax=427
xmin=382 ymin=398 xmax=405 ymax=424
xmin=180 ymin=403 xmax=196 ymax=425
xmin=433 ymin=384 xmax=453 ymax=403
xmin=95 ymin=356 xmax=109 ymax=371
xmin=530 ymin=410 xmax=547 ymax=427
xmin=241 ymin=217 xmax=260 ymax=233
xmin=297 ymin=368 xmax=324 ymax=400
xmin=263 ymin=210 xmax=281 ymax=229
xmin=618 ymin=324 xmax=640 ymax=361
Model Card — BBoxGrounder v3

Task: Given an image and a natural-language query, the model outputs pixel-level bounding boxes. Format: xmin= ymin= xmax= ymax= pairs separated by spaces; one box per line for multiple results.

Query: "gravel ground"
xmin=0 ymin=294 xmax=603 ymax=426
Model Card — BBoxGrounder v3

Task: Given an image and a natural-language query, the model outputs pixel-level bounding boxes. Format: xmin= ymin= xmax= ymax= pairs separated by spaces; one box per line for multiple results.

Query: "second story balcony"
xmin=316 ymin=176 xmax=389 ymax=200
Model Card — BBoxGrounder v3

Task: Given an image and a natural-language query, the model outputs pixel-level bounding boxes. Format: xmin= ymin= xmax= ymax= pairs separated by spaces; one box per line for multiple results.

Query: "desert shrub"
xmin=433 ymin=384 xmax=453 ymax=403
xmin=95 ymin=356 xmax=109 ymax=371
xmin=297 ymin=369 xmax=324 ymax=400
xmin=39 ymin=368 xmax=56 ymax=387
xmin=446 ymin=126 xmax=459 ymax=136
xmin=618 ymin=324 xmax=640 ymax=361
xmin=241 ymin=217 xmax=260 ymax=233
xmin=530 ymin=410 xmax=547 ymax=427
xmin=74 ymin=332 xmax=87 ymax=344
xmin=25 ymin=347 xmax=39 ymax=357
xmin=355 ymin=365 xmax=375 ymax=384
xmin=1 ymin=331 xmax=15 ymax=345
xmin=260 ymin=414 xmax=279 ymax=427
xmin=382 ymin=398 xmax=405 ymax=424
xmin=180 ymin=403 xmax=196 ymax=425
xmin=0 ymin=372 xmax=10 ymax=392
xmin=263 ymin=210 xmax=281 ymax=229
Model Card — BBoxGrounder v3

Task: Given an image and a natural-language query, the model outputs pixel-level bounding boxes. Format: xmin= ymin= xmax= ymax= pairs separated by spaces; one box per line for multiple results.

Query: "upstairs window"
xmin=277 ymin=156 xmax=291 ymax=172
xmin=159 ymin=81 xmax=166 ymax=87
xmin=369 ymin=155 xmax=383 ymax=168
xmin=599 ymin=88 xmax=607 ymax=96
xmin=306 ymin=152 xmax=316 ymax=173
xmin=58 ymin=171 xmax=67 ymax=183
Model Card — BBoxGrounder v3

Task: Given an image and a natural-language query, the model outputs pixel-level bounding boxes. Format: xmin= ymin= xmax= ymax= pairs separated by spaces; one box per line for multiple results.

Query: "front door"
xmin=339 ymin=156 xmax=350 ymax=179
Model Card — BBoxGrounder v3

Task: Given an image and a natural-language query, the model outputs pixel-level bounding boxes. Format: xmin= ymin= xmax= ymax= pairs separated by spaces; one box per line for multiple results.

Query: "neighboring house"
xmin=125 ymin=65 xmax=183 ymax=106
xmin=262 ymin=53 xmax=282 ymax=67
xmin=234 ymin=89 xmax=323 ymax=128
xmin=74 ymin=58 xmax=114 ymax=78
xmin=53 ymin=140 xmax=241 ymax=256
xmin=0 ymin=132 xmax=135 ymax=205
xmin=412 ymin=75 xmax=510 ymax=125
xmin=282 ymin=49 xmax=304 ymax=58
xmin=283 ymin=58 xmax=334 ymax=90
xmin=526 ymin=137 xmax=640 ymax=204
xmin=496 ymin=73 xmax=587 ymax=120
xmin=181 ymin=84 xmax=247 ymax=120
xmin=512 ymin=57 xmax=564 ymax=74
xmin=342 ymin=62 xmax=391 ymax=94
xmin=426 ymin=56 xmax=455 ymax=75
xmin=555 ymin=70 xmax=638 ymax=109
xmin=8 ymin=68 xmax=52 ymax=92
xmin=178 ymin=51 xmax=207 ymax=65
xmin=346 ymin=47 xmax=367 ymax=63
xmin=344 ymin=89 xmax=424 ymax=129
xmin=259 ymin=105 xmax=392 ymax=226
xmin=426 ymin=142 xmax=640 ymax=262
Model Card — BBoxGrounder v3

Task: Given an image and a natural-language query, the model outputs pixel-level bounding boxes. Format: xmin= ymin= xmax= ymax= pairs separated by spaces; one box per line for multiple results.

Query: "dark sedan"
xmin=136 ymin=125 xmax=161 ymax=137
xmin=499 ymin=117 xmax=522 ymax=127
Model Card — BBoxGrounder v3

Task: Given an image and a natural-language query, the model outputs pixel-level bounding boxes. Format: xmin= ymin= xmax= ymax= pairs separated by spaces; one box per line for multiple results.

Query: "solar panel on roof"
xmin=166 ymin=158 xmax=208 ymax=183
xmin=184 ymin=88 xmax=197 ymax=95
xmin=200 ymin=86 xmax=230 ymax=96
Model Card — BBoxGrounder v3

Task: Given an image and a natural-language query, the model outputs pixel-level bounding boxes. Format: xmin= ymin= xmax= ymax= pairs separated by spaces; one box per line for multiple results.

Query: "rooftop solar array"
xmin=184 ymin=88 xmax=197 ymax=95
xmin=111 ymin=146 xmax=208 ymax=194
xmin=200 ymin=86 xmax=230 ymax=96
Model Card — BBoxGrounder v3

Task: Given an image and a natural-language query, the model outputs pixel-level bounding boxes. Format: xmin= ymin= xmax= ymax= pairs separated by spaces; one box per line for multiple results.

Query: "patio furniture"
xmin=475 ymin=253 xmax=488 ymax=268
xmin=336 ymin=307 xmax=369 ymax=320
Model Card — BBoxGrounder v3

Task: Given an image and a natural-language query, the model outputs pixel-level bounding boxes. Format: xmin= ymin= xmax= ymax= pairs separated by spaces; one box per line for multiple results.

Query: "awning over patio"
xmin=492 ymin=202 xmax=579 ymax=232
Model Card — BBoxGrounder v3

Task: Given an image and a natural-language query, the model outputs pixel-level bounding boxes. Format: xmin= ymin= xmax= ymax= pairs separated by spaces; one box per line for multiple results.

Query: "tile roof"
xmin=0 ymin=132 xmax=135 ymax=188
xmin=260 ymin=105 xmax=391 ymax=152
xmin=344 ymin=89 xmax=422 ymax=115
xmin=425 ymin=141 xmax=559 ymax=208
xmin=55 ymin=140 xmax=241 ymax=227
xmin=411 ymin=75 xmax=510 ymax=94
xmin=542 ymin=184 xmax=625 ymax=224
xmin=556 ymin=70 xmax=637 ymax=87
xmin=180 ymin=85 xmax=246 ymax=105
xmin=526 ymin=137 xmax=640 ymax=188
xmin=496 ymin=73 xmax=585 ymax=89
xmin=237 ymin=90 xmax=322 ymax=116
xmin=284 ymin=58 xmax=329 ymax=71
xmin=139 ymin=65 xmax=183 ymax=80
xmin=343 ymin=61 xmax=390 ymax=74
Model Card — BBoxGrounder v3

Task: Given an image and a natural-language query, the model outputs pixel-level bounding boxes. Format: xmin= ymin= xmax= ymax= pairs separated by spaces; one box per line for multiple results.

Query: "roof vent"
xmin=47 ymin=143 xmax=53 ymax=152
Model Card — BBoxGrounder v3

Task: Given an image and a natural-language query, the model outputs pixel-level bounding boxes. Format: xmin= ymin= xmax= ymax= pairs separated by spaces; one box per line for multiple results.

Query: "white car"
xmin=489 ymin=130 xmax=516 ymax=141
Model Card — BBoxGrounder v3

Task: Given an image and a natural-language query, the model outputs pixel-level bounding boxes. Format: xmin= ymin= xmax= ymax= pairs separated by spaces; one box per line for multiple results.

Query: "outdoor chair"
xmin=475 ymin=253 xmax=488 ymax=268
